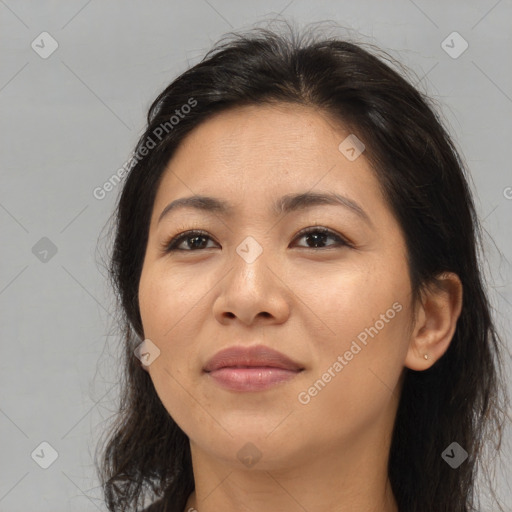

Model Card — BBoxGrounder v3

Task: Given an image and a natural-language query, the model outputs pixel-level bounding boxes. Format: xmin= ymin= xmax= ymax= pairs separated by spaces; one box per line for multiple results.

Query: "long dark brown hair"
xmin=95 ymin=20 xmax=510 ymax=512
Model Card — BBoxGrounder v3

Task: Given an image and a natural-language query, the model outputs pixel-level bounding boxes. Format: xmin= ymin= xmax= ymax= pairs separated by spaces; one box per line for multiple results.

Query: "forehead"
xmin=154 ymin=104 xmax=381 ymax=204
xmin=175 ymin=103 xmax=344 ymax=169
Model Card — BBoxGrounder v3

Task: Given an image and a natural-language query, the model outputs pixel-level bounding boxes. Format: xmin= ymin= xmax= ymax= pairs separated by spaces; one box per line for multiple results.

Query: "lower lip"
xmin=205 ymin=367 xmax=301 ymax=391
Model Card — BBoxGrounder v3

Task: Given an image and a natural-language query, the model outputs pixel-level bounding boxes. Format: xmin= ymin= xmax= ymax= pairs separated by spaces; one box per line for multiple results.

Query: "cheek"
xmin=138 ymin=263 xmax=219 ymax=380
xmin=303 ymin=259 xmax=409 ymax=351
xmin=300 ymin=262 xmax=411 ymax=407
xmin=139 ymin=265 xmax=203 ymax=341
xmin=138 ymin=267 xmax=206 ymax=431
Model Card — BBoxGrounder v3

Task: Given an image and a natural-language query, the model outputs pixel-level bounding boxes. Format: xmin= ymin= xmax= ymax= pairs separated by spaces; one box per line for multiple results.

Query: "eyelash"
xmin=162 ymin=226 xmax=353 ymax=253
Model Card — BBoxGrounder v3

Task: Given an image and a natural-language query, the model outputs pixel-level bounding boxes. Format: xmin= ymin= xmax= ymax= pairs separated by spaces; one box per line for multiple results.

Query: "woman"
xmin=96 ymin=21 xmax=509 ymax=512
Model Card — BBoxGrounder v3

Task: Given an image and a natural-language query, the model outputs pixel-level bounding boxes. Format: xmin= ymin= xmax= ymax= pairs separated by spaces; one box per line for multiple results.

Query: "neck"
xmin=184 ymin=424 xmax=399 ymax=512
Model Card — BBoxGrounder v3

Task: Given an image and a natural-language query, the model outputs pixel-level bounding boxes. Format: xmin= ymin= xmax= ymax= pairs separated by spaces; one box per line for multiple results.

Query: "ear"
xmin=404 ymin=272 xmax=463 ymax=371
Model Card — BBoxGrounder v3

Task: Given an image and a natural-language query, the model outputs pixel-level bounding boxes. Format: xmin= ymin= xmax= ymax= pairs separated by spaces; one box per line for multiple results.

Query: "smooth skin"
xmin=138 ymin=103 xmax=463 ymax=512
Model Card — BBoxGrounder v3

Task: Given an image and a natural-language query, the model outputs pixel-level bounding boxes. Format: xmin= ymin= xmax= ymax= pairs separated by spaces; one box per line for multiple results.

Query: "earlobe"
xmin=404 ymin=272 xmax=463 ymax=371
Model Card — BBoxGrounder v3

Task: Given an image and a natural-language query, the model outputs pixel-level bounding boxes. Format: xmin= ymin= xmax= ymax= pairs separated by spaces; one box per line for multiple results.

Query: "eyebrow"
xmin=157 ymin=191 xmax=373 ymax=227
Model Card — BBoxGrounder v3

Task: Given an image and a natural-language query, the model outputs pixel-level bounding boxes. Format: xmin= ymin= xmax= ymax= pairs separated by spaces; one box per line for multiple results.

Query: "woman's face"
xmin=138 ymin=103 xmax=415 ymax=470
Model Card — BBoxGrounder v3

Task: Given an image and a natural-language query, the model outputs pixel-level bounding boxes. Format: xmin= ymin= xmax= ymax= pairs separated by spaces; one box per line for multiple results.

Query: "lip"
xmin=203 ymin=345 xmax=304 ymax=392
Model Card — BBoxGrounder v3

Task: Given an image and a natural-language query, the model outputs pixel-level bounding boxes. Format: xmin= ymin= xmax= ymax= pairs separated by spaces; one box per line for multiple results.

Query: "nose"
xmin=212 ymin=240 xmax=290 ymax=327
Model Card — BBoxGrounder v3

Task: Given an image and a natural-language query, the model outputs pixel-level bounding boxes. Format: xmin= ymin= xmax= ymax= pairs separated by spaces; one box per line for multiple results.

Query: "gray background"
xmin=1 ymin=1 xmax=511 ymax=511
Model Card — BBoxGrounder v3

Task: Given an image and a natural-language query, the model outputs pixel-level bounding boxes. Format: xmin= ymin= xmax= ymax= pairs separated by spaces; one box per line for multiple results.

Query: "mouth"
xmin=203 ymin=345 xmax=304 ymax=392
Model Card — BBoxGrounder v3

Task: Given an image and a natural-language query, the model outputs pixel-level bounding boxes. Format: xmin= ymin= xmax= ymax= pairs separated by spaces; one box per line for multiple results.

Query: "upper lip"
xmin=203 ymin=345 xmax=304 ymax=372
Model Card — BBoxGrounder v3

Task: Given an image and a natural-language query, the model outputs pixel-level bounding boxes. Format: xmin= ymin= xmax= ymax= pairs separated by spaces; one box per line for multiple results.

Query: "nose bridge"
xmin=213 ymin=229 xmax=290 ymax=325
xmin=218 ymin=189 xmax=285 ymax=281
xmin=226 ymin=232 xmax=273 ymax=296
xmin=227 ymin=197 xmax=274 ymax=268
xmin=234 ymin=234 xmax=266 ymax=267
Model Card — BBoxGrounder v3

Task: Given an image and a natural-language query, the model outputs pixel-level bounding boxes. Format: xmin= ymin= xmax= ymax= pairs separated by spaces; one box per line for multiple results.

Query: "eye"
xmin=162 ymin=226 xmax=351 ymax=253
xmin=291 ymin=226 xmax=351 ymax=249
xmin=163 ymin=230 xmax=218 ymax=252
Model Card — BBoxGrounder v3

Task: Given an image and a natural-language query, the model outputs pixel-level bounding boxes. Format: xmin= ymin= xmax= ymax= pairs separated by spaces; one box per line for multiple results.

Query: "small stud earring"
xmin=423 ymin=354 xmax=429 ymax=360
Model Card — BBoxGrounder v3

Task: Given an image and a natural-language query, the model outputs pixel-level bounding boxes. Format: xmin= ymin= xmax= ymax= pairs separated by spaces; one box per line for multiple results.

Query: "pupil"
xmin=308 ymin=232 xmax=326 ymax=247
xmin=190 ymin=236 xmax=206 ymax=249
